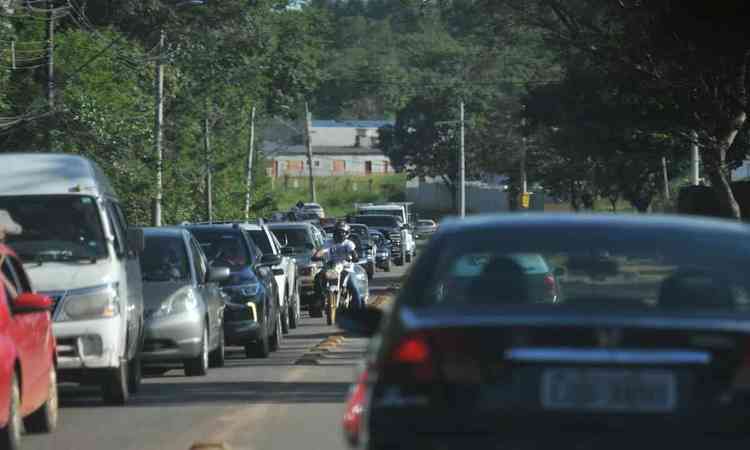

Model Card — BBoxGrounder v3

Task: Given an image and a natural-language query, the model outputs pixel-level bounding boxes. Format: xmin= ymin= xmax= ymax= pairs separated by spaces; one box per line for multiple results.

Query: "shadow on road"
xmin=59 ymin=380 xmax=351 ymax=408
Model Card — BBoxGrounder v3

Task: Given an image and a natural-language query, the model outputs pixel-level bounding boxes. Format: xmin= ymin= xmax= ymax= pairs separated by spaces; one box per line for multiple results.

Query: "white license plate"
xmin=541 ymin=368 xmax=676 ymax=413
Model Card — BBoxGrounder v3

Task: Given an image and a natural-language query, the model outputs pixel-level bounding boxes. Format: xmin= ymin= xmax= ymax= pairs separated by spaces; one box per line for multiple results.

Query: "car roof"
xmin=185 ymin=224 xmax=242 ymax=233
xmin=359 ymin=205 xmax=402 ymax=210
xmin=436 ymin=213 xmax=750 ymax=238
xmin=352 ymin=214 xmax=397 ymax=219
xmin=267 ymin=222 xmax=313 ymax=230
xmin=238 ymin=223 xmax=263 ymax=231
xmin=142 ymin=227 xmax=187 ymax=238
xmin=0 ymin=153 xmax=117 ymax=198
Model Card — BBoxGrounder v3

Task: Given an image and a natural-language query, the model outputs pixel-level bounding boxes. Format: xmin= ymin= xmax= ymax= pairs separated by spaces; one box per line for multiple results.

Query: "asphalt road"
xmin=24 ymin=260 xmax=411 ymax=450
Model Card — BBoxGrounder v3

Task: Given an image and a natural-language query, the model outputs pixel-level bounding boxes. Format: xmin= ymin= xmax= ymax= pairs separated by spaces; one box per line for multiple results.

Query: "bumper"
xmin=224 ymin=320 xmax=262 ymax=345
xmin=141 ymin=311 xmax=204 ymax=363
xmin=53 ymin=317 xmax=123 ymax=372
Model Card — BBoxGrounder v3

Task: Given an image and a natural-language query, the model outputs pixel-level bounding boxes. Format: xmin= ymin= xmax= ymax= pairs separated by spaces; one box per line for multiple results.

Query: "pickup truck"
xmin=348 ymin=214 xmax=410 ymax=266
xmin=242 ymin=222 xmax=300 ymax=332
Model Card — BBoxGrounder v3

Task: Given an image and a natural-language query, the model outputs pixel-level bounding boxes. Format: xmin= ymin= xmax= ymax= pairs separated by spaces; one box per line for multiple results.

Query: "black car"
xmin=339 ymin=213 xmax=750 ymax=450
xmin=186 ymin=224 xmax=282 ymax=359
xmin=369 ymin=230 xmax=392 ymax=272
xmin=348 ymin=214 xmax=406 ymax=266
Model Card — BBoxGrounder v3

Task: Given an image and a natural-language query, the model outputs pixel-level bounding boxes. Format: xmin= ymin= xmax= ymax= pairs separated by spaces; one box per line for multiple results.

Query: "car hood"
xmin=142 ymin=281 xmax=190 ymax=307
xmin=25 ymin=259 xmax=117 ymax=292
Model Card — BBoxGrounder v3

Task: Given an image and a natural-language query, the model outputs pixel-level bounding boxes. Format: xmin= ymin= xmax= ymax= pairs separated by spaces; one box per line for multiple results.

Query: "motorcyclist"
xmin=312 ymin=221 xmax=365 ymax=309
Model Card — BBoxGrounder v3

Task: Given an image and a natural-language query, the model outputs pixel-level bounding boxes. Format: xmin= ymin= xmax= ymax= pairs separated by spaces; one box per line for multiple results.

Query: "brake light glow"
xmin=343 ymin=370 xmax=369 ymax=445
xmin=392 ymin=336 xmax=430 ymax=364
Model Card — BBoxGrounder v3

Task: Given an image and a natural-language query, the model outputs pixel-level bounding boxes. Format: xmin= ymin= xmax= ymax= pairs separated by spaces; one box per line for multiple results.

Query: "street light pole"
xmin=153 ymin=29 xmax=165 ymax=227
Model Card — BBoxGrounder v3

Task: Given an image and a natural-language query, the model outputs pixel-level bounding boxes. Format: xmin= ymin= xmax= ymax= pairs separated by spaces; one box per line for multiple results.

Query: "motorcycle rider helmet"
xmin=333 ymin=221 xmax=350 ymax=243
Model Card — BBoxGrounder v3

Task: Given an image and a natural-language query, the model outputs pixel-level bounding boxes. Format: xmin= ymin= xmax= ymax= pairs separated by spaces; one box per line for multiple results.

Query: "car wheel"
xmin=385 ymin=259 xmax=392 ymax=272
xmin=367 ymin=264 xmax=375 ymax=280
xmin=288 ymin=305 xmax=298 ymax=329
xmin=405 ymin=252 xmax=412 ymax=263
xmin=25 ymin=365 xmax=58 ymax=433
xmin=0 ymin=373 xmax=22 ymax=450
xmin=102 ymin=359 xmax=129 ymax=405
xmin=395 ymin=257 xmax=404 ymax=266
xmin=209 ymin=331 xmax=225 ymax=368
xmin=127 ymin=355 xmax=142 ymax=394
xmin=270 ymin=313 xmax=282 ymax=351
xmin=184 ymin=327 xmax=209 ymax=377
xmin=249 ymin=321 xmax=270 ymax=358
xmin=281 ymin=302 xmax=290 ymax=335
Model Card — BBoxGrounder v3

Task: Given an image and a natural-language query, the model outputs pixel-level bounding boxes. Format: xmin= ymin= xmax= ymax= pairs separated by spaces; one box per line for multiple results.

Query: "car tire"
xmin=0 ymin=373 xmax=22 ymax=450
xmin=309 ymin=305 xmax=323 ymax=318
xmin=25 ymin=365 xmax=58 ymax=433
xmin=405 ymin=252 xmax=412 ymax=263
xmin=281 ymin=302 xmax=290 ymax=335
xmin=366 ymin=264 xmax=375 ymax=280
xmin=127 ymin=355 xmax=142 ymax=394
xmin=395 ymin=257 xmax=404 ymax=266
xmin=384 ymin=259 xmax=392 ymax=272
xmin=102 ymin=359 xmax=129 ymax=405
xmin=270 ymin=313 xmax=282 ymax=351
xmin=288 ymin=305 xmax=297 ymax=329
xmin=249 ymin=321 xmax=270 ymax=358
xmin=184 ymin=327 xmax=209 ymax=377
xmin=209 ymin=331 xmax=225 ymax=368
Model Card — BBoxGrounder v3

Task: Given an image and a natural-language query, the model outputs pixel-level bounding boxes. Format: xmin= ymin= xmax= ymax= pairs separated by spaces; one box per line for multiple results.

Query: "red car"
xmin=0 ymin=244 xmax=57 ymax=449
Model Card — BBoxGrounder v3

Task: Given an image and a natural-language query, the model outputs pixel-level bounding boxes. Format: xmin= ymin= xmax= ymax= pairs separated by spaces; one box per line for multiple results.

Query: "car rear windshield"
xmin=413 ymin=225 xmax=750 ymax=311
xmin=189 ymin=229 xmax=252 ymax=269
xmin=351 ymin=216 xmax=399 ymax=228
xmin=140 ymin=236 xmax=190 ymax=282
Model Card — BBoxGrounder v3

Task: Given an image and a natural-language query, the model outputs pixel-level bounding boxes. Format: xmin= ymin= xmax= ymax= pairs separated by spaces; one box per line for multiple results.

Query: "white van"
xmin=0 ymin=153 xmax=145 ymax=404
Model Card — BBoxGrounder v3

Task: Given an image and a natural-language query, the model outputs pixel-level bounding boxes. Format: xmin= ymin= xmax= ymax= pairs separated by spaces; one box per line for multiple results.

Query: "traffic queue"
xmin=0 ymin=152 xmax=424 ymax=450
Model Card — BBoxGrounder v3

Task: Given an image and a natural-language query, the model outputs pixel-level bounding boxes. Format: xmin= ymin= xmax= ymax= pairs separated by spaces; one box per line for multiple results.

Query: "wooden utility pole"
xmin=662 ymin=156 xmax=671 ymax=200
xmin=244 ymin=105 xmax=257 ymax=221
xmin=458 ymin=101 xmax=466 ymax=217
xmin=304 ymin=102 xmax=316 ymax=202
xmin=46 ymin=1 xmax=55 ymax=110
xmin=204 ymin=103 xmax=213 ymax=224
xmin=153 ymin=29 xmax=165 ymax=227
xmin=690 ymin=130 xmax=700 ymax=185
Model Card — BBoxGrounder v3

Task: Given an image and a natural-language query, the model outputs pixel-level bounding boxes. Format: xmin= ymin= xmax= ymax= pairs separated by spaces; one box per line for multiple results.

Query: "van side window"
xmin=106 ymin=203 xmax=126 ymax=258
xmin=1 ymin=258 xmax=21 ymax=301
xmin=9 ymin=257 xmax=31 ymax=293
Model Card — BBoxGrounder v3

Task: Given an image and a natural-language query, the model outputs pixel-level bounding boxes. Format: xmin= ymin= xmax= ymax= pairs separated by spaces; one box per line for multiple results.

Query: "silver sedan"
xmin=139 ymin=227 xmax=229 ymax=376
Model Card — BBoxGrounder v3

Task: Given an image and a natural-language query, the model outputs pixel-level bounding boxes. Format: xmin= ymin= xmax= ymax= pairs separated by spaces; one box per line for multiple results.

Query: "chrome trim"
xmin=505 ymin=347 xmax=711 ymax=365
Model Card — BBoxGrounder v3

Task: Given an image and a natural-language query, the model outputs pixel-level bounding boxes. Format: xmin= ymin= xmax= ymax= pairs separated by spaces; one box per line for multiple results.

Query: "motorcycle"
xmin=321 ymin=259 xmax=354 ymax=326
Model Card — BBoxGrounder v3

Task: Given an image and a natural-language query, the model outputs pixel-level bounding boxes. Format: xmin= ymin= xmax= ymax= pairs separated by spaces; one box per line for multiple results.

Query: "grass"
xmin=271 ymin=174 xmax=407 ymax=217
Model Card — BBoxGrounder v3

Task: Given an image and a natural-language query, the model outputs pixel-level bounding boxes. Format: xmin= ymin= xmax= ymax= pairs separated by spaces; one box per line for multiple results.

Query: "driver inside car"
xmin=312 ymin=221 xmax=365 ymax=309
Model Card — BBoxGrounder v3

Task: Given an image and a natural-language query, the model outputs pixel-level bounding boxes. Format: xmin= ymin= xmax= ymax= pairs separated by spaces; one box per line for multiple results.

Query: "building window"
xmin=315 ymin=160 xmax=320 ymax=167
xmin=286 ymin=160 xmax=304 ymax=173
xmin=333 ymin=160 xmax=346 ymax=173
xmin=365 ymin=161 xmax=372 ymax=175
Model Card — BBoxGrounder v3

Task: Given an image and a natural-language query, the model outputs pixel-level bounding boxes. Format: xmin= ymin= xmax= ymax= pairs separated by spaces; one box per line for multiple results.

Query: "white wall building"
xmin=264 ymin=119 xmax=394 ymax=178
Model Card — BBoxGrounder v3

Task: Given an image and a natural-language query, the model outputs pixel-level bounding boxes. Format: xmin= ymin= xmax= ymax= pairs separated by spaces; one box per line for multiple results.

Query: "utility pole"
xmin=520 ymin=118 xmax=529 ymax=209
xmin=204 ymin=102 xmax=213 ymax=224
xmin=244 ymin=105 xmax=256 ymax=221
xmin=690 ymin=130 xmax=700 ymax=185
xmin=661 ymin=156 xmax=671 ymax=200
xmin=153 ymin=29 xmax=165 ymax=227
xmin=458 ymin=101 xmax=466 ymax=217
xmin=304 ymin=102 xmax=316 ymax=203
xmin=46 ymin=1 xmax=55 ymax=110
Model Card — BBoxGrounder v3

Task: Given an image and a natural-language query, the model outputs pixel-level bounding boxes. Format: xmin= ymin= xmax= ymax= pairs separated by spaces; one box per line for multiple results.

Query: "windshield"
xmin=0 ymin=195 xmax=108 ymax=262
xmin=270 ymin=228 xmax=312 ymax=250
xmin=419 ymin=220 xmax=435 ymax=226
xmin=189 ymin=229 xmax=251 ymax=269
xmin=360 ymin=209 xmax=403 ymax=220
xmin=248 ymin=230 xmax=273 ymax=254
xmin=418 ymin=228 xmax=750 ymax=310
xmin=351 ymin=216 xmax=399 ymax=228
xmin=140 ymin=236 xmax=190 ymax=282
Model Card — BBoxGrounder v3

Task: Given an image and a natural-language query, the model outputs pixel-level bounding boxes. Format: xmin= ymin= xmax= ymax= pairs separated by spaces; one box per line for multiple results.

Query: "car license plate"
xmin=541 ymin=368 xmax=676 ymax=412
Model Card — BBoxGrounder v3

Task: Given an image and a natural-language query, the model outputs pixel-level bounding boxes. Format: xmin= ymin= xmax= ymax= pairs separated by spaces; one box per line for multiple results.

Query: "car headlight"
xmin=153 ymin=290 xmax=199 ymax=318
xmin=325 ymin=270 xmax=339 ymax=281
xmin=58 ymin=285 xmax=119 ymax=321
xmin=239 ymin=283 xmax=260 ymax=298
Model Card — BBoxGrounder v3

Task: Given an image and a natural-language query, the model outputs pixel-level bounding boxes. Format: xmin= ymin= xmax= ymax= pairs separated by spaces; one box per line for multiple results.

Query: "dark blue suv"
xmin=186 ymin=224 xmax=282 ymax=358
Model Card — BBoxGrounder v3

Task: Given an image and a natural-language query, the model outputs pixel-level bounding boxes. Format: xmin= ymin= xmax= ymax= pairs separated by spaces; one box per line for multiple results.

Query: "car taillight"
xmin=343 ymin=369 xmax=369 ymax=446
xmin=544 ymin=274 xmax=557 ymax=296
xmin=383 ymin=330 xmax=482 ymax=384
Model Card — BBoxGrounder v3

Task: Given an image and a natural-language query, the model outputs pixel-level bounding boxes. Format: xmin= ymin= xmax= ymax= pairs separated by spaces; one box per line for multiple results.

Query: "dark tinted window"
xmin=140 ymin=236 xmax=190 ymax=282
xmin=248 ymin=230 xmax=273 ymax=254
xmin=270 ymin=228 xmax=313 ymax=250
xmin=189 ymin=229 xmax=252 ymax=269
xmin=351 ymin=216 xmax=399 ymax=228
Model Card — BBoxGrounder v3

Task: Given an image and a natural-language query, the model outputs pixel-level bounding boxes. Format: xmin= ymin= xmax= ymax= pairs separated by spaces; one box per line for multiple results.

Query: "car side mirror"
xmin=127 ymin=227 xmax=145 ymax=255
xmin=272 ymin=268 xmax=285 ymax=276
xmin=208 ymin=266 xmax=231 ymax=283
xmin=554 ymin=267 xmax=566 ymax=277
xmin=260 ymin=254 xmax=282 ymax=267
xmin=337 ymin=307 xmax=383 ymax=337
xmin=13 ymin=293 xmax=53 ymax=314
